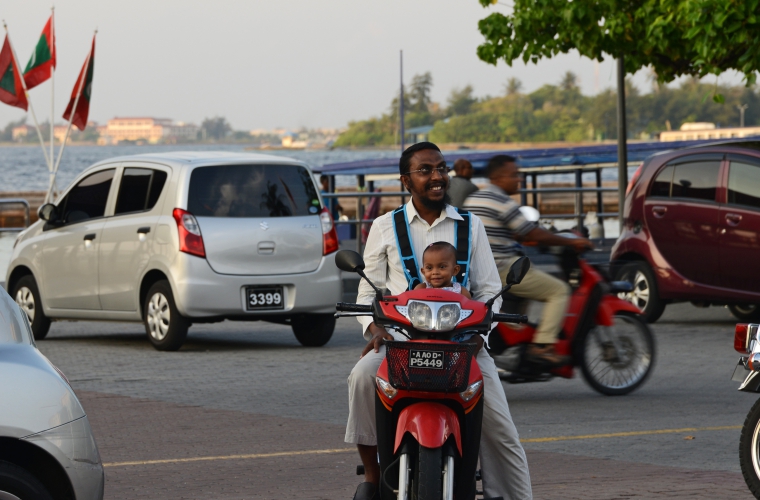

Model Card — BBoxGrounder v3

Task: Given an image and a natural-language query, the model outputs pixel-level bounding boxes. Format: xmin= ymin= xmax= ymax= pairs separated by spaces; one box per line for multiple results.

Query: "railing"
xmin=323 ymin=185 xmax=618 ymax=253
xmin=0 ymin=199 xmax=30 ymax=232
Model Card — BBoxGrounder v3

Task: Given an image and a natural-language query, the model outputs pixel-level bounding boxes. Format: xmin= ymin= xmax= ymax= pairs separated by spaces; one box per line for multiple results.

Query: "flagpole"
xmin=50 ymin=32 xmax=95 ymax=201
xmin=3 ymin=22 xmax=53 ymax=178
xmin=50 ymin=7 xmax=55 ymax=200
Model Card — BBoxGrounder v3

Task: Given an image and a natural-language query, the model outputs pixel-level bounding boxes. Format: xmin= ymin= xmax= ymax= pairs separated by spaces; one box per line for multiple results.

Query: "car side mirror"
xmin=506 ymin=256 xmax=531 ymax=285
xmin=38 ymin=203 xmax=59 ymax=222
xmin=335 ymin=250 xmax=365 ymax=273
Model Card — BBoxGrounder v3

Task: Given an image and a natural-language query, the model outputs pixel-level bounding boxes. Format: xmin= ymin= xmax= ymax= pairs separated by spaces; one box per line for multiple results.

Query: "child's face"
xmin=422 ymin=248 xmax=460 ymax=288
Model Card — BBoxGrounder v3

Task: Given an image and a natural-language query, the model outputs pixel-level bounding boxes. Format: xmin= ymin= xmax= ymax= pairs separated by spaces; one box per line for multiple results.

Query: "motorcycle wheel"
xmin=415 ymin=445 xmax=442 ymax=500
xmin=740 ymin=398 xmax=760 ymax=499
xmin=579 ymin=312 xmax=655 ymax=396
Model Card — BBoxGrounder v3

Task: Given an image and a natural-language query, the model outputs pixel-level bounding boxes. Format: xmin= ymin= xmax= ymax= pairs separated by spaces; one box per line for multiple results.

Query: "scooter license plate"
xmin=408 ymin=349 xmax=444 ymax=369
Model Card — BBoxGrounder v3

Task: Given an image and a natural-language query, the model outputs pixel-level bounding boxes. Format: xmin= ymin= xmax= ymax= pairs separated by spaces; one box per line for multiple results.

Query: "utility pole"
xmin=400 ymin=50 xmax=405 ymax=152
xmin=616 ymin=57 xmax=628 ymax=232
xmin=737 ymin=104 xmax=748 ymax=128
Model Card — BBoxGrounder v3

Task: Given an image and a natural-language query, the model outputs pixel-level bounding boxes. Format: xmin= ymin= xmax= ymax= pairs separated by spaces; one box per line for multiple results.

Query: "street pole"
xmin=738 ymin=104 xmax=748 ymax=128
xmin=616 ymin=56 xmax=628 ymax=233
xmin=399 ymin=50 xmax=405 ymax=153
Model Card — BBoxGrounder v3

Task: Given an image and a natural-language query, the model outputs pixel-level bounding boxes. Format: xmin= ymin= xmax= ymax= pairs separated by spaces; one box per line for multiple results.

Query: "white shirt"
xmin=356 ymin=200 xmax=503 ymax=341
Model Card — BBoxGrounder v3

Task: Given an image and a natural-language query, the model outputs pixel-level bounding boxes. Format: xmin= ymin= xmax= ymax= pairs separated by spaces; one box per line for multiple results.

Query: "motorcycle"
xmin=732 ymin=323 xmax=760 ymax=498
xmin=488 ymin=230 xmax=656 ymax=396
xmin=334 ymin=249 xmax=530 ymax=500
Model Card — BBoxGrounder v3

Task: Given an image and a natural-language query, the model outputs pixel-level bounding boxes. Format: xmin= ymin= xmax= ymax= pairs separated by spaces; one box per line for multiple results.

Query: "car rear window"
xmin=188 ymin=164 xmax=321 ymax=217
xmin=728 ymin=160 xmax=760 ymax=210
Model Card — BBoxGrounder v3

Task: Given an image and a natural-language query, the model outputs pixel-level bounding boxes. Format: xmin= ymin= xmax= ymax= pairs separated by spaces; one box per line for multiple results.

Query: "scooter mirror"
xmin=335 ymin=250 xmax=365 ymax=273
xmin=506 ymin=256 xmax=531 ymax=285
xmin=519 ymin=205 xmax=541 ymax=222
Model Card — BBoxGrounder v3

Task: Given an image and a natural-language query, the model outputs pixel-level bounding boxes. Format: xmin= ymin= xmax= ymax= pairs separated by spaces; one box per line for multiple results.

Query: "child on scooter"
xmin=413 ymin=241 xmax=472 ymax=299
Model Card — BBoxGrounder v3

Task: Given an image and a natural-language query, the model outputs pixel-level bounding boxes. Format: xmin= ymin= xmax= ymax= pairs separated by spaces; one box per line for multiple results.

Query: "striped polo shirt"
xmin=463 ymin=183 xmax=535 ymax=258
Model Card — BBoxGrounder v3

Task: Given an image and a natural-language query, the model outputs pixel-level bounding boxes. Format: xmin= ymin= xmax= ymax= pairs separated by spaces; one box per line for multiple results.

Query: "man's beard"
xmin=418 ymin=191 xmax=451 ymax=211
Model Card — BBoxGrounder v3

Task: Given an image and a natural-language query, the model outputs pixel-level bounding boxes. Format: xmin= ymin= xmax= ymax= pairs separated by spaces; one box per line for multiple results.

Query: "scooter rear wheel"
xmin=579 ymin=312 xmax=655 ymax=396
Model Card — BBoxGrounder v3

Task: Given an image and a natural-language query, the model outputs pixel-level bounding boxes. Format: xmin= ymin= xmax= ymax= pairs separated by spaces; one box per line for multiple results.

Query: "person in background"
xmin=464 ymin=154 xmax=593 ymax=366
xmin=320 ymin=174 xmax=342 ymax=220
xmin=447 ymin=158 xmax=478 ymax=209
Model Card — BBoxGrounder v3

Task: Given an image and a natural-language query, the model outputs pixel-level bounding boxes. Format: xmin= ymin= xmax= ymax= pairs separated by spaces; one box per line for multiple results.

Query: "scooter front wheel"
xmin=740 ymin=398 xmax=760 ymax=499
xmin=415 ymin=445 xmax=443 ymax=500
xmin=579 ymin=312 xmax=655 ymax=396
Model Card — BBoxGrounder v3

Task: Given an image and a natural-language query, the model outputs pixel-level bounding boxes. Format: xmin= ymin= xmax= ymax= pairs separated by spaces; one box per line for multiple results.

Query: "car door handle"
xmin=726 ymin=213 xmax=743 ymax=226
xmin=652 ymin=206 xmax=667 ymax=218
xmin=83 ymin=233 xmax=96 ymax=241
xmin=137 ymin=227 xmax=151 ymax=234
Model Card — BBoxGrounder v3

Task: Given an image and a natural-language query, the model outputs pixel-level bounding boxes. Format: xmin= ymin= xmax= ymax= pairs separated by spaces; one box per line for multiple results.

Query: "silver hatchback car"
xmin=0 ymin=287 xmax=104 ymax=499
xmin=6 ymin=152 xmax=342 ymax=350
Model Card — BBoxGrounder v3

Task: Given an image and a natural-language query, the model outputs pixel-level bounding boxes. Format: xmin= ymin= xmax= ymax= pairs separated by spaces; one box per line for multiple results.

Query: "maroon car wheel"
xmin=616 ymin=262 xmax=666 ymax=323
xmin=730 ymin=304 xmax=760 ymax=322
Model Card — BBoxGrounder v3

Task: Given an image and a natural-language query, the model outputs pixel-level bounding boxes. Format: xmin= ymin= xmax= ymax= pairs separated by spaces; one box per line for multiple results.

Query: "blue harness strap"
xmin=392 ymin=206 xmax=423 ymax=290
xmin=454 ymin=208 xmax=472 ymax=288
xmin=392 ymin=205 xmax=472 ymax=291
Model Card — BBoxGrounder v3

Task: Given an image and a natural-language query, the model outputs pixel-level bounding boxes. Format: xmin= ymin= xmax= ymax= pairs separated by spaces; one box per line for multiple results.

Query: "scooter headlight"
xmin=407 ymin=301 xmax=433 ymax=331
xmin=376 ymin=376 xmax=398 ymax=399
xmin=437 ymin=304 xmax=461 ymax=331
xmin=459 ymin=380 xmax=483 ymax=402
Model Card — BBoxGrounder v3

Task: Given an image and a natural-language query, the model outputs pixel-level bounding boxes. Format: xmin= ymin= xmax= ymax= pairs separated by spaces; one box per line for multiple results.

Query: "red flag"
xmin=0 ymin=35 xmax=28 ymax=111
xmin=63 ymin=36 xmax=95 ymax=131
xmin=23 ymin=14 xmax=56 ymax=90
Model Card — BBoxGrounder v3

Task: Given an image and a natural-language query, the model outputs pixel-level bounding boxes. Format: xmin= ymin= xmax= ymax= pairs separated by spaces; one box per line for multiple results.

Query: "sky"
xmin=0 ymin=0 xmax=748 ymax=131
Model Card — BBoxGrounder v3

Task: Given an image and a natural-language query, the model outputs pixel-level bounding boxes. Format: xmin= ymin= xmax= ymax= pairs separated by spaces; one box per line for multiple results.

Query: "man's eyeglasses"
xmin=405 ymin=166 xmax=451 ymax=177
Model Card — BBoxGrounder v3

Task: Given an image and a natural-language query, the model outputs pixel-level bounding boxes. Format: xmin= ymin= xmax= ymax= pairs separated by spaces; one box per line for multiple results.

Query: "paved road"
xmin=36 ymin=303 xmax=754 ymax=499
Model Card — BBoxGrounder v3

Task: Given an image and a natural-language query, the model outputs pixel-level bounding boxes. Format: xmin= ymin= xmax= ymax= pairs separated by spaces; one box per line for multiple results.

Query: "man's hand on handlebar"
xmin=569 ymin=237 xmax=594 ymax=253
xmin=361 ymin=322 xmax=394 ymax=358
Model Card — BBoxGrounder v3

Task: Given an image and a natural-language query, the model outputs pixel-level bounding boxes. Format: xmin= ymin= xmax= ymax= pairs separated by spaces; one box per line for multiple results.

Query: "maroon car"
xmin=612 ymin=141 xmax=760 ymax=322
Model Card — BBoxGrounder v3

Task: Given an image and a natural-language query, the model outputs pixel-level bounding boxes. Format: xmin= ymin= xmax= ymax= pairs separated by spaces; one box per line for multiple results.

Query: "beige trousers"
xmin=345 ymin=332 xmax=533 ymax=500
xmin=496 ymin=255 xmax=571 ymax=345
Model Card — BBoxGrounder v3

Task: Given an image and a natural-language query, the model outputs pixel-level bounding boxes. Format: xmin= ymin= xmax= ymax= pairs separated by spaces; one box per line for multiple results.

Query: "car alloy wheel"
xmin=14 ymin=286 xmax=35 ymax=323
xmin=147 ymin=292 xmax=171 ymax=341
xmin=619 ymin=270 xmax=650 ymax=311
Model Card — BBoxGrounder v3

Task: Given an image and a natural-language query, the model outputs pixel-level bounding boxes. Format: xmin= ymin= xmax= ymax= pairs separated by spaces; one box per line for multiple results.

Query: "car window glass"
xmin=59 ymin=169 xmax=115 ymax=223
xmin=188 ymin=164 xmax=320 ymax=217
xmin=650 ymin=166 xmax=673 ymax=197
xmin=728 ymin=160 xmax=760 ymax=210
xmin=114 ymin=168 xmax=168 ymax=215
xmin=670 ymin=161 xmax=720 ymax=201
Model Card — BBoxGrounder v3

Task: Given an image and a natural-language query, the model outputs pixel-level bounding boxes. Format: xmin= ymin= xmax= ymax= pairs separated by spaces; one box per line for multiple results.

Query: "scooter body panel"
xmin=393 ymin=402 xmax=462 ymax=454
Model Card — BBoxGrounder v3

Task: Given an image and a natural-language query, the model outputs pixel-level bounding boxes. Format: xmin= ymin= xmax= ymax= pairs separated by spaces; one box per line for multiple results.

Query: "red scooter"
xmin=488 ymin=233 xmax=655 ymax=395
xmin=335 ymin=250 xmax=530 ymax=500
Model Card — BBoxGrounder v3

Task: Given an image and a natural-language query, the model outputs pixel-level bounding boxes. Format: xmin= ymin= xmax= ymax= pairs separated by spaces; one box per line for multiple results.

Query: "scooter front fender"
xmin=595 ymin=295 xmax=642 ymax=326
xmin=394 ymin=402 xmax=462 ymax=455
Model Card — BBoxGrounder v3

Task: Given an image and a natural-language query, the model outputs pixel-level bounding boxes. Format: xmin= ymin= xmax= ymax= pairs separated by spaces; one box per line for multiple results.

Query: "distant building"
xmin=99 ymin=117 xmax=199 ymax=145
xmin=12 ymin=122 xmax=99 ymax=143
xmin=660 ymin=122 xmax=760 ymax=142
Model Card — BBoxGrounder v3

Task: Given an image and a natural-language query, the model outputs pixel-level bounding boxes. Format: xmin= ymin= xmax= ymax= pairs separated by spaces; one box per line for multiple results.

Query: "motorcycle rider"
xmin=347 ymin=142 xmax=532 ymax=500
xmin=463 ymin=155 xmax=593 ymax=366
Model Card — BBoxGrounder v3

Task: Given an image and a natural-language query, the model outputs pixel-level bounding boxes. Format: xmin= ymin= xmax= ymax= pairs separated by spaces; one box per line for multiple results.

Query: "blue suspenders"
xmin=391 ymin=205 xmax=472 ymax=291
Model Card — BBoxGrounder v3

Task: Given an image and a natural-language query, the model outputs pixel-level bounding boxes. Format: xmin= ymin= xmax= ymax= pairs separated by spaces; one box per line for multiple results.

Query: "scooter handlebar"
xmin=336 ymin=302 xmax=373 ymax=313
xmin=492 ymin=313 xmax=529 ymax=324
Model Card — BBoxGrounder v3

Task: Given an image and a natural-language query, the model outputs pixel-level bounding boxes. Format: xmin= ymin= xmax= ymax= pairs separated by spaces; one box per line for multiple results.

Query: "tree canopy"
xmin=333 ymin=73 xmax=760 ymax=147
xmin=476 ymin=0 xmax=760 ymax=95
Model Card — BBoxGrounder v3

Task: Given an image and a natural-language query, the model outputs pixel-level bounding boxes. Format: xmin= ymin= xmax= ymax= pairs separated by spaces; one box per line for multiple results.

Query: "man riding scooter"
xmin=463 ymin=155 xmax=593 ymax=366
xmin=346 ymin=143 xmax=532 ymax=500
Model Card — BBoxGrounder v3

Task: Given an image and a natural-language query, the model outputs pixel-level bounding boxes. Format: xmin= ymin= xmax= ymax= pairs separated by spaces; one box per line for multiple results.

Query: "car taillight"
xmin=172 ymin=208 xmax=206 ymax=258
xmin=626 ymin=163 xmax=644 ymax=195
xmin=320 ymin=207 xmax=339 ymax=255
